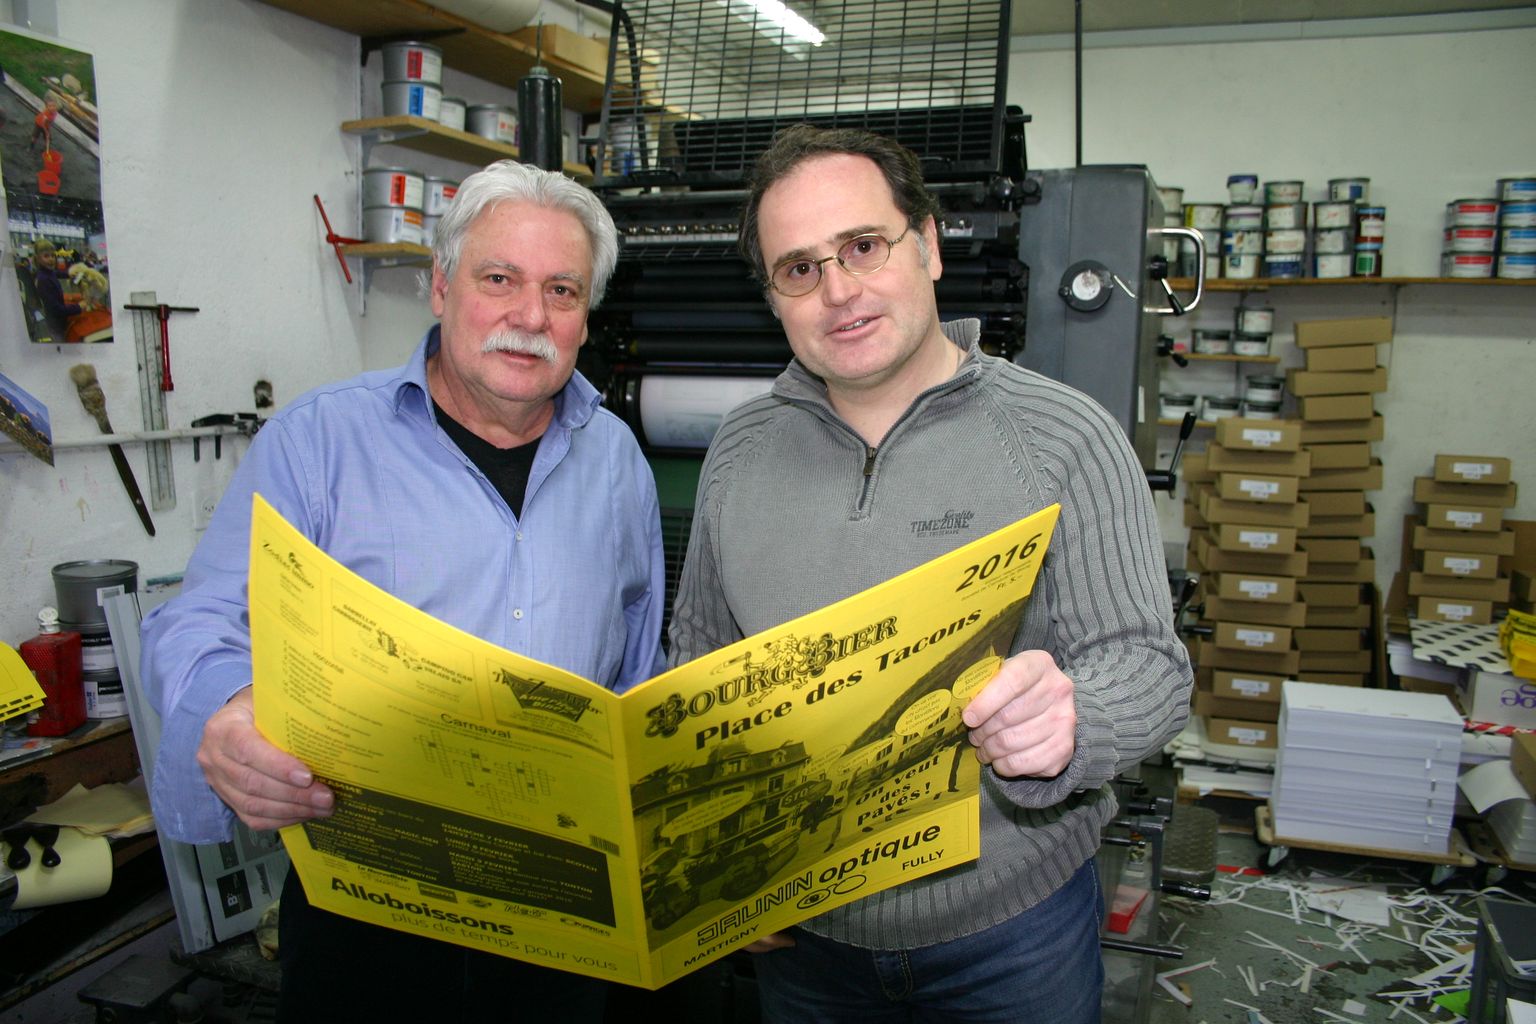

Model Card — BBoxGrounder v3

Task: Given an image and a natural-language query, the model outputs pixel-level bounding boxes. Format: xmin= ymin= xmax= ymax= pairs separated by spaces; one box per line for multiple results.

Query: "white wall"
xmin=1008 ymin=21 xmax=1536 ymax=595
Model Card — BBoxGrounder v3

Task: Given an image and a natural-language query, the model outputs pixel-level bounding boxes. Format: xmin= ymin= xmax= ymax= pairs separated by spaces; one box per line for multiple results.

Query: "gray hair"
xmin=431 ymin=160 xmax=618 ymax=309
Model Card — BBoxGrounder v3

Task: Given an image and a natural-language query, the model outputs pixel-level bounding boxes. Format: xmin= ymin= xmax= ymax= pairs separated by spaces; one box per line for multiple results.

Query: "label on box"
xmin=1445 ymin=557 xmax=1482 ymax=575
xmin=1227 ymin=726 xmax=1267 ymax=745
xmin=1451 ymin=461 xmax=1493 ymax=480
xmin=1231 ymin=676 xmax=1273 ymax=696
xmin=1236 ymin=628 xmax=1276 ymax=647
xmin=1239 ymin=580 xmax=1280 ymax=598
xmin=1437 ymin=602 xmax=1475 ymax=620
xmin=1239 ymin=478 xmax=1279 ymax=499
xmin=1239 ymin=530 xmax=1279 ymax=549
xmin=1241 ymin=428 xmax=1283 ymax=448
xmin=1447 ymin=509 xmax=1484 ymax=528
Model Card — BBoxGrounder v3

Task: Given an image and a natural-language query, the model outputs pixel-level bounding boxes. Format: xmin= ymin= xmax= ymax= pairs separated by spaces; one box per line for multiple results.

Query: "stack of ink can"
xmin=1326 ymin=178 xmax=1383 ymax=278
xmin=1443 ymin=197 xmax=1500 ymax=278
xmin=1182 ymin=201 xmax=1225 ymax=280
xmin=1221 ymin=174 xmax=1263 ymax=281
xmin=1261 ymin=180 xmax=1307 ymax=280
xmin=1495 ymin=177 xmax=1536 ymax=279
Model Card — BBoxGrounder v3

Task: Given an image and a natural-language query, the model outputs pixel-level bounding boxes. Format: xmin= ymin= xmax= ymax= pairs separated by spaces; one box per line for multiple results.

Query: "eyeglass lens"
xmin=772 ymin=233 xmax=897 ymax=296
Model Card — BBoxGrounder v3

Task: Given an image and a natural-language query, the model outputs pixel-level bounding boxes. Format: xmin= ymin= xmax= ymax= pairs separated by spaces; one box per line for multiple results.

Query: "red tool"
xmin=314 ymin=194 xmax=365 ymax=284
xmin=122 ymin=302 xmax=199 ymax=391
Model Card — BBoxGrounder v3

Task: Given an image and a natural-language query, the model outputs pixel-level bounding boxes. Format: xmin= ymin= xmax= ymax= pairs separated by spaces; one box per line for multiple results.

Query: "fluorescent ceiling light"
xmin=741 ymin=0 xmax=826 ymax=46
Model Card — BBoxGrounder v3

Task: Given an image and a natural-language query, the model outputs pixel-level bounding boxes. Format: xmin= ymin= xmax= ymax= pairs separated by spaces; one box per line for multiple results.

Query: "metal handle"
xmin=1146 ymin=226 xmax=1205 ymax=315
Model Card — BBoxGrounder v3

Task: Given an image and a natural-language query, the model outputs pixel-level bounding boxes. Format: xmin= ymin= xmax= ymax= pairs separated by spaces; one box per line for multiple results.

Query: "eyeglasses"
xmin=768 ymin=229 xmax=910 ymax=297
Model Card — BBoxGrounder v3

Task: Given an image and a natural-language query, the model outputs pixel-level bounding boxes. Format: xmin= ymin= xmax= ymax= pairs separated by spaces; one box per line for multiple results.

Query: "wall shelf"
xmin=1179 ymin=353 xmax=1280 ymax=364
xmin=342 ymin=116 xmax=592 ymax=181
xmin=1170 ymin=276 xmax=1536 ymax=291
xmin=1159 ymin=418 xmax=1215 ymax=429
xmin=257 ymin=0 xmax=611 ymax=110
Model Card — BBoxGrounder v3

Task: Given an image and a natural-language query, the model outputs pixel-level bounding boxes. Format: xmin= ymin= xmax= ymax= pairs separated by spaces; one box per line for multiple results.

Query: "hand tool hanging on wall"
xmin=68 ymin=363 xmax=155 ymax=537
xmin=314 ymin=194 xmax=365 ymax=284
xmin=121 ymin=300 xmax=199 ymax=392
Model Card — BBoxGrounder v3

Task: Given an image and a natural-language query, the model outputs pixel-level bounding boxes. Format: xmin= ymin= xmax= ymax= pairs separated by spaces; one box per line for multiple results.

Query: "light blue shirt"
xmin=142 ymin=328 xmax=666 ymax=842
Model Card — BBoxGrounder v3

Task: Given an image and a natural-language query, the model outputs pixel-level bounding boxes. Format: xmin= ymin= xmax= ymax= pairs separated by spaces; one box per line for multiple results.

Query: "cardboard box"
xmin=1411 ymin=523 xmax=1516 ymax=555
xmin=1216 ymin=573 xmax=1297 ymax=603
xmin=1515 ymin=569 xmax=1536 ymax=605
xmin=1299 ymin=538 xmax=1362 ymax=563
xmin=1407 ymin=572 xmax=1512 ymax=603
xmin=1433 ymin=454 xmax=1513 ymax=485
xmin=1215 ymin=473 xmax=1302 ymax=506
xmin=1413 ymin=477 xmax=1519 ymax=509
xmin=1415 ymin=596 xmax=1494 ymax=624
xmin=1215 ymin=418 xmax=1302 ymax=452
xmin=1207 ymin=444 xmax=1313 ymax=477
xmin=1297 ymin=582 xmax=1364 ymax=607
xmin=1299 ymin=511 xmax=1376 ymax=539
xmin=1463 ymin=671 xmax=1536 ymax=730
xmin=1195 ymin=690 xmax=1281 ymax=723
xmin=1305 ymin=442 xmax=1373 ymax=470
xmin=1202 ymin=492 xmax=1310 ymax=529
xmin=1302 ymin=556 xmax=1375 ymax=583
xmin=1195 ymin=638 xmax=1301 ymax=675
xmin=1194 ymin=534 xmax=1309 ymax=577
xmin=1214 ymin=523 xmax=1298 ymax=554
xmin=1205 ymin=716 xmax=1278 ymax=749
xmin=1512 ymin=732 xmax=1536 ymax=798
xmin=1297 ymin=394 xmax=1376 ymax=422
xmin=1300 ymin=460 xmax=1384 ymax=492
xmin=1181 ymin=450 xmax=1214 ymax=484
xmin=1298 ymin=649 xmax=1372 ymax=673
xmin=1293 ymin=316 xmax=1394 ymax=348
xmin=1299 ymin=415 xmax=1385 ymax=444
xmin=1212 ymin=669 xmax=1286 ymax=704
xmin=1304 ymin=345 xmax=1381 ymax=372
xmin=1304 ymin=490 xmax=1367 ymax=517
xmin=1204 ymin=597 xmax=1308 ymax=628
xmin=511 ymin=25 xmax=611 ymax=76
xmin=1215 ymin=621 xmax=1293 ymax=653
xmin=1424 ymin=503 xmax=1505 ymax=533
xmin=1295 ymin=627 xmax=1366 ymax=652
xmin=1301 ymin=673 xmax=1367 ymax=687
xmin=1285 ymin=366 xmax=1389 ymax=397
xmin=1420 ymin=549 xmax=1498 ymax=579
xmin=1182 ymin=500 xmax=1208 ymax=530
xmin=1305 ymin=604 xmax=1371 ymax=628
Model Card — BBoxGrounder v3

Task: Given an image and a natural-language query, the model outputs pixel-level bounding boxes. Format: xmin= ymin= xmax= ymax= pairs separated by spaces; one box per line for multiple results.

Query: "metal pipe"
xmin=0 ymin=424 xmax=247 ymax=455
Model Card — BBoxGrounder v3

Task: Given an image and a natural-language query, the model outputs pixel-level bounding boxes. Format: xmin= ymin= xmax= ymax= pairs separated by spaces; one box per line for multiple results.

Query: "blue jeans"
xmin=754 ymin=858 xmax=1104 ymax=1024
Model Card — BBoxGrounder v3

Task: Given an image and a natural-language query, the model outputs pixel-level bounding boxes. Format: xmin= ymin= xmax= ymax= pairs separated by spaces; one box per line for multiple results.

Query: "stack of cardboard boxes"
xmin=1406 ymin=455 xmax=1519 ymax=624
xmin=1183 ymin=417 xmax=1311 ymax=755
xmin=1289 ymin=316 xmax=1393 ymax=687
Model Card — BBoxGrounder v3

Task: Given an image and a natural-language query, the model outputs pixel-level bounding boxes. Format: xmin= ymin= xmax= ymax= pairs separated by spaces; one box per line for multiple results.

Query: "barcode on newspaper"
xmin=589 ymin=835 xmax=620 ymax=856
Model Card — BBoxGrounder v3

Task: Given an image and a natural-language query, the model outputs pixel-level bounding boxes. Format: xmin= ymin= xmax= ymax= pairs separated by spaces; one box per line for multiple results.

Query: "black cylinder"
xmin=517 ymin=65 xmax=563 ymax=171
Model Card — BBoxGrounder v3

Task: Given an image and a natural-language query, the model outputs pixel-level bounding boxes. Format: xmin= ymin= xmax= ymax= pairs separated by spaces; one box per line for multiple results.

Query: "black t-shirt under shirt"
xmin=433 ymin=400 xmax=539 ymax=519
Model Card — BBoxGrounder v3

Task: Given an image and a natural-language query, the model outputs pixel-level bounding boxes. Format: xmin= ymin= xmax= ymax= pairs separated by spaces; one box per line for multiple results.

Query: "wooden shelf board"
xmin=1172 ymin=276 xmax=1536 ymax=291
xmin=1180 ymin=353 xmax=1281 ymax=364
xmin=343 ymin=116 xmax=592 ymax=181
xmin=1159 ymin=419 xmax=1215 ymax=429
xmin=341 ymin=242 xmax=432 ymax=261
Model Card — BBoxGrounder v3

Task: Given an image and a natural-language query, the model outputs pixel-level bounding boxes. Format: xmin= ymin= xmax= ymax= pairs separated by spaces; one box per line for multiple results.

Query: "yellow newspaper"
xmin=250 ymin=495 xmax=1059 ymax=988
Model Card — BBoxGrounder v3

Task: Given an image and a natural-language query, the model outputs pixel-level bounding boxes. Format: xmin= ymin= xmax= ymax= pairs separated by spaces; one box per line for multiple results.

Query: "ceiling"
xmin=1008 ymin=0 xmax=1536 ymax=36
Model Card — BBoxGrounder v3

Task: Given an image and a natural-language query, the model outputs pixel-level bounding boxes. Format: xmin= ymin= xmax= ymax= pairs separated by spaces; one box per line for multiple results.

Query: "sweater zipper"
xmin=857 ymin=445 xmax=877 ymax=512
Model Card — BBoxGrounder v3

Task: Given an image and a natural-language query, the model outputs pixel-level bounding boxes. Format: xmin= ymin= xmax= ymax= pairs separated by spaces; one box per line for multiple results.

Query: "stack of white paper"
xmin=1273 ymin=681 xmax=1464 ymax=854
xmin=1490 ymin=799 xmax=1536 ymax=863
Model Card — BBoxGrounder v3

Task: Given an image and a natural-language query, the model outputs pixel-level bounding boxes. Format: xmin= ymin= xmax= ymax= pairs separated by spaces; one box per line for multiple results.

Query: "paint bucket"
xmin=1224 ymin=204 xmax=1264 ymax=229
xmin=1441 ymin=252 xmax=1494 ymax=278
xmin=1496 ymin=177 xmax=1536 ymax=203
xmin=1224 ymin=253 xmax=1260 ymax=280
xmin=1264 ymin=203 xmax=1307 ymax=230
xmin=1314 ymin=253 xmax=1352 ymax=278
xmin=1499 ymin=202 xmax=1536 ymax=228
xmin=83 ymin=666 xmax=126 ymax=719
xmin=1232 ymin=331 xmax=1272 ymax=357
xmin=467 ymin=103 xmax=517 ymax=144
xmin=1265 ymin=229 xmax=1307 ymax=255
xmin=381 ymin=40 xmax=443 ymax=85
xmin=1355 ymin=206 xmax=1386 ymax=243
xmin=438 ymin=96 xmax=468 ymax=132
xmin=37 ymin=148 xmax=62 ymax=194
xmin=1263 ymin=252 xmax=1306 ymax=279
xmin=1354 ymin=246 xmax=1383 ymax=278
xmin=1159 ymin=393 xmax=1197 ymax=420
xmin=1242 ymin=399 xmax=1282 ymax=420
xmin=362 ymin=167 xmax=425 ymax=210
xmin=1157 ymin=186 xmax=1184 ymax=215
xmin=1497 ymin=253 xmax=1536 ymax=279
xmin=1443 ymin=226 xmax=1497 ymax=253
xmin=1329 ymin=177 xmax=1370 ymax=202
xmin=422 ymin=213 xmax=440 ymax=247
xmin=362 ymin=205 xmax=425 ymax=246
xmin=1226 ymin=174 xmax=1259 ymax=204
xmin=382 ymin=79 xmax=442 ymax=121
xmin=1223 ymin=228 xmax=1264 ymax=255
xmin=1263 ymin=180 xmax=1303 ymax=205
xmin=423 ymin=176 xmax=459 ymax=217
xmin=1184 ymin=203 xmax=1224 ymax=230
xmin=1235 ymin=305 xmax=1275 ymax=335
xmin=1243 ymin=375 xmax=1285 ymax=405
xmin=1313 ymin=228 xmax=1352 ymax=254
xmin=1500 ymin=227 xmax=1536 ymax=253
xmin=53 ymin=560 xmax=138 ymax=626
xmin=1192 ymin=329 xmax=1232 ymax=355
xmin=1313 ymin=201 xmax=1355 ymax=229
xmin=1445 ymin=199 xmax=1500 ymax=227
xmin=1202 ymin=395 xmax=1241 ymax=421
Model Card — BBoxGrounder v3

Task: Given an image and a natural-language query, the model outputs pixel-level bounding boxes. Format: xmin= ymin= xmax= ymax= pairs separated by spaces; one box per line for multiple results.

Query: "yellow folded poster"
xmin=250 ymin=494 xmax=1059 ymax=989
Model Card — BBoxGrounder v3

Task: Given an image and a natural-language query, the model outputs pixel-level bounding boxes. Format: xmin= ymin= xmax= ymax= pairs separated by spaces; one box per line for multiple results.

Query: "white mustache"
xmin=481 ymin=330 xmax=558 ymax=362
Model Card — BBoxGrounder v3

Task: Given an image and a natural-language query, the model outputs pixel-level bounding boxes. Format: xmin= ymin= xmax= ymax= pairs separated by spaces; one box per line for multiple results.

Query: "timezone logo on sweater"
xmin=910 ymin=509 xmax=975 ymax=537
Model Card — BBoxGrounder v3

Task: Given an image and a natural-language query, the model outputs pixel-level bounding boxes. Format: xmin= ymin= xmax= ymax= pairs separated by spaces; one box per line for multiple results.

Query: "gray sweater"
xmin=668 ymin=319 xmax=1192 ymax=948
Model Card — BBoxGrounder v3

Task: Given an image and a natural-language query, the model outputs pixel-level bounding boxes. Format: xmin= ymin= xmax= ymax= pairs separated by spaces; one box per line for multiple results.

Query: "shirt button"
xmin=515 ymin=532 xmax=523 ymax=542
xmin=513 ymin=608 xmax=524 ymax=620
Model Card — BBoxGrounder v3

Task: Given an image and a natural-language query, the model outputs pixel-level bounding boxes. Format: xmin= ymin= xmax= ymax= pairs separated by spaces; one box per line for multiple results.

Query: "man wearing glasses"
xmin=668 ymin=125 xmax=1191 ymax=1022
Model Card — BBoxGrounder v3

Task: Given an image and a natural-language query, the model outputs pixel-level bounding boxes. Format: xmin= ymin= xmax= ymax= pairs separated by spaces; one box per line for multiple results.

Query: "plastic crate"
xmin=1468 ymin=897 xmax=1536 ymax=1023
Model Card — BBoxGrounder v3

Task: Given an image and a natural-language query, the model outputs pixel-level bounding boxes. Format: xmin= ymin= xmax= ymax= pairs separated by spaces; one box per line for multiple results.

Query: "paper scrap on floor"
xmin=1299 ymin=876 xmax=1391 ymax=927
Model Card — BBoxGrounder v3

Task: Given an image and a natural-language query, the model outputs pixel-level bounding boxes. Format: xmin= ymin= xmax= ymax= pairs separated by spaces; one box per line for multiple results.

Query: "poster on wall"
xmin=0 ymin=368 xmax=52 ymax=464
xmin=0 ymin=28 xmax=112 ymax=345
